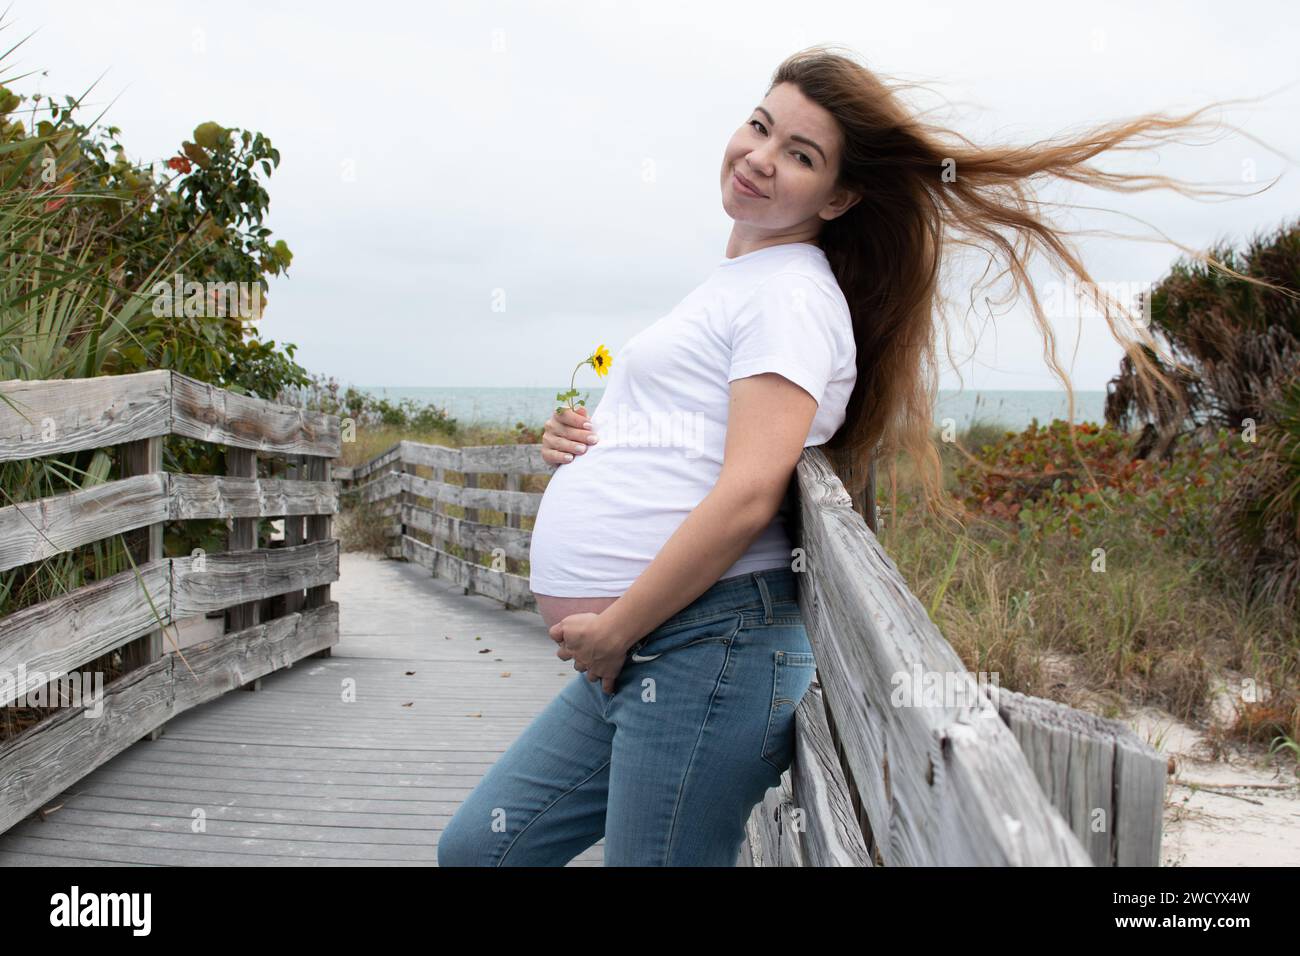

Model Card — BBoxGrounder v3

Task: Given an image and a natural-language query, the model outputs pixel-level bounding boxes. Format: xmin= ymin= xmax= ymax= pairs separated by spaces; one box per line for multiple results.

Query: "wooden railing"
xmin=334 ymin=440 xmax=546 ymax=610
xmin=340 ymin=439 xmax=1165 ymax=866
xmin=740 ymin=448 xmax=1164 ymax=866
xmin=0 ymin=370 xmax=341 ymax=835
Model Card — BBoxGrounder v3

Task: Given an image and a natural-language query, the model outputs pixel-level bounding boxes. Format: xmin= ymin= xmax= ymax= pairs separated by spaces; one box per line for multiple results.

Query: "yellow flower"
xmin=556 ymin=343 xmax=613 ymax=413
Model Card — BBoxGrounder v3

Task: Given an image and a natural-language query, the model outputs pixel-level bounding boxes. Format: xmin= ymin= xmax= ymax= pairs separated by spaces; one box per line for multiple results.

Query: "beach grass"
xmin=882 ymin=419 xmax=1299 ymax=752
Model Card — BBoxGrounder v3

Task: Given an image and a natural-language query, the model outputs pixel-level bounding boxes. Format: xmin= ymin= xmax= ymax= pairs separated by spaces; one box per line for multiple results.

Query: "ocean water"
xmin=356 ymin=385 xmax=1109 ymax=433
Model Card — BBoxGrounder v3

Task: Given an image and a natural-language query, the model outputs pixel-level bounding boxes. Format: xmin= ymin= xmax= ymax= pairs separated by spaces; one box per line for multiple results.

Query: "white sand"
xmin=1125 ymin=677 xmax=1300 ymax=867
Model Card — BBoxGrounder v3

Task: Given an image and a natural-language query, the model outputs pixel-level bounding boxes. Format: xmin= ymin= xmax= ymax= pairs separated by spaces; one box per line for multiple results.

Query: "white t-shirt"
xmin=528 ymin=241 xmax=857 ymax=597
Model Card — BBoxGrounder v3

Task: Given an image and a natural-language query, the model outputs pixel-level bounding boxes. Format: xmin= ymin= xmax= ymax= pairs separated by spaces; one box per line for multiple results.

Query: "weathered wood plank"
xmin=349 ymin=442 xmax=404 ymax=482
xmin=1114 ymin=732 xmax=1166 ymax=867
xmin=0 ymin=832 xmax=427 ymax=866
xmin=353 ymin=463 xmax=540 ymax=515
xmin=0 ymin=654 xmax=173 ymax=835
xmin=169 ymin=474 xmax=338 ymax=520
xmin=172 ymin=603 xmax=338 ymax=712
xmin=404 ymin=472 xmax=540 ymax=517
xmin=356 ymin=470 xmax=403 ymax=505
xmin=792 ymin=447 xmax=1092 ymax=866
xmin=172 ymin=540 xmax=339 ymax=618
xmin=788 ymin=682 xmax=874 ymax=866
xmin=824 ymin=443 xmax=878 ymax=532
xmin=457 ymin=442 xmax=550 ymax=474
xmin=743 ymin=777 xmax=789 ymax=866
xmin=401 ymin=534 xmax=534 ymax=610
xmin=3 ymin=820 xmax=435 ymax=862
xmin=0 ymin=539 xmax=338 ymax=708
xmin=78 ymin=744 xmax=496 ymax=778
xmin=744 ymin=681 xmax=875 ymax=867
xmin=0 ymin=474 xmax=336 ymax=573
xmin=0 ymin=371 xmax=342 ymax=461
xmin=993 ymin=686 xmax=1164 ymax=867
xmin=0 ymin=561 xmax=172 ymax=708
xmin=0 ymin=474 xmax=168 ymax=573
xmin=401 ymin=503 xmax=532 ymax=561
xmin=399 ymin=440 xmax=551 ymax=475
xmin=0 ymin=371 xmax=171 ymax=463
xmin=13 ymin=807 xmax=433 ymax=847
xmin=170 ymin=372 xmax=340 ymax=457
xmin=41 ymin=778 xmax=472 ymax=815
xmin=347 ymin=440 xmax=549 ymax=487
xmin=0 ymin=849 xmax=143 ymax=867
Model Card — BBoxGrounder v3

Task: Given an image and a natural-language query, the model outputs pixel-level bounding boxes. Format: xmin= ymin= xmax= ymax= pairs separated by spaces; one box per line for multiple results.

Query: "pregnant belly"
xmin=534 ymin=594 xmax=620 ymax=631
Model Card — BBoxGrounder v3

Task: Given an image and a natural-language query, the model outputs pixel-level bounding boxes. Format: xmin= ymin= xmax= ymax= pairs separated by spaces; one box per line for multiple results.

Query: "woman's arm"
xmin=595 ymin=372 xmax=818 ymax=652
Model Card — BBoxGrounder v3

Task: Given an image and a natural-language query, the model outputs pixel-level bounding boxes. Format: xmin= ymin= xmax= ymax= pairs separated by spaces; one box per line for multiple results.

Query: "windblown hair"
xmin=773 ymin=44 xmax=1290 ymax=523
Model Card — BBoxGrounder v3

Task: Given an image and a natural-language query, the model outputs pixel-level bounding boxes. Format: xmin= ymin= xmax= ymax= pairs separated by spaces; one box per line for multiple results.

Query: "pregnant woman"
xmin=438 ymin=45 xmax=1260 ymax=867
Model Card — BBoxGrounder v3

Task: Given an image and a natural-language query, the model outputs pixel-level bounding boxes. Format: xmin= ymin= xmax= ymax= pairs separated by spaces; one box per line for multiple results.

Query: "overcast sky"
xmin=18 ymin=0 xmax=1300 ymax=391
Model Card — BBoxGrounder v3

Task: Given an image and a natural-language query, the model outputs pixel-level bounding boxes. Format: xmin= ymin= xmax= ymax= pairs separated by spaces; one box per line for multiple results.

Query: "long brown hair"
xmin=773 ymin=43 xmax=1292 ymax=523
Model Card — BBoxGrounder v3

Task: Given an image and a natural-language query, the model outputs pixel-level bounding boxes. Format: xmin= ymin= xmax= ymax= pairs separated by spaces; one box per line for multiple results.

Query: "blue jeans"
xmin=436 ymin=567 xmax=816 ymax=867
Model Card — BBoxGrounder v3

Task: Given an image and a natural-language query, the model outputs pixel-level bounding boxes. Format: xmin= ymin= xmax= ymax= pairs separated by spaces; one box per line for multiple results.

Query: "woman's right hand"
xmin=541 ymin=405 xmax=599 ymax=466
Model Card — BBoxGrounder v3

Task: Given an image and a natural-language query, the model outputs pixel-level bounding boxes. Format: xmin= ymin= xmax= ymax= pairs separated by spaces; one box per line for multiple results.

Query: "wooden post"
xmin=826 ymin=443 xmax=878 ymax=534
xmin=279 ymin=454 xmax=306 ymax=617
xmin=120 ymin=435 xmax=165 ymax=741
xmin=864 ymin=455 xmax=878 ymax=535
xmin=399 ymin=451 xmax=414 ymax=551
xmin=462 ymin=470 xmax=478 ymax=594
xmin=432 ymin=460 xmax=446 ymax=567
xmin=304 ymin=454 xmax=333 ymax=657
xmin=503 ymin=472 xmax=522 ymax=608
xmin=385 ymin=453 xmax=404 ymax=559
xmin=505 ymin=471 xmax=521 ymax=550
xmin=226 ymin=447 xmax=261 ymax=689
xmin=505 ymin=472 xmax=522 ymax=534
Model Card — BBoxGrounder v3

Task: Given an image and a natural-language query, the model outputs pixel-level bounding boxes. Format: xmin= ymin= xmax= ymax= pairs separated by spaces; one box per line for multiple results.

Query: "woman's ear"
xmin=824 ymin=184 xmax=862 ymax=221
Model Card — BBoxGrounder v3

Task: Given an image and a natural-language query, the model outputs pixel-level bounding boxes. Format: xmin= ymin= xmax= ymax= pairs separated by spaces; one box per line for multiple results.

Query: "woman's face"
xmin=720 ymin=81 xmax=859 ymax=239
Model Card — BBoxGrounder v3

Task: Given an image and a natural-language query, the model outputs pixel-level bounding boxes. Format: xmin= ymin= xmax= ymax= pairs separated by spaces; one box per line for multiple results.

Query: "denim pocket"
xmin=626 ymin=611 xmax=742 ymax=663
xmin=759 ymin=650 xmax=817 ymax=772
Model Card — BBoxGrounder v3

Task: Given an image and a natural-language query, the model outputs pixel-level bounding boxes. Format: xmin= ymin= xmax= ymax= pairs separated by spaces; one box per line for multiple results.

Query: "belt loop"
xmin=752 ymin=571 xmax=774 ymax=624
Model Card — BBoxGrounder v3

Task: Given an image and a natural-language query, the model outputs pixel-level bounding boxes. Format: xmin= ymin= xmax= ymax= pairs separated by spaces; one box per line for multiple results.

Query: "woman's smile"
xmin=733 ymin=169 xmax=768 ymax=198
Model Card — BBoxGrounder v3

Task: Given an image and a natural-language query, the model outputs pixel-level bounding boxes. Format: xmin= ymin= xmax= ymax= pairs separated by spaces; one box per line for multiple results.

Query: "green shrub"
xmin=1216 ymin=373 xmax=1300 ymax=611
xmin=0 ymin=36 xmax=309 ymax=617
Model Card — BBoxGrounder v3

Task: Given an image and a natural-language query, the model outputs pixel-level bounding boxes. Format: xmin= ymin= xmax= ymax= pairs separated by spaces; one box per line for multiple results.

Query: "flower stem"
xmin=568 ymin=359 xmax=588 ymax=411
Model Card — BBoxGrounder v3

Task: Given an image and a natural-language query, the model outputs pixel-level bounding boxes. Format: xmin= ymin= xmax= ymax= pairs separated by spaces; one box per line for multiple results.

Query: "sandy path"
xmin=1127 ymin=690 xmax=1300 ymax=866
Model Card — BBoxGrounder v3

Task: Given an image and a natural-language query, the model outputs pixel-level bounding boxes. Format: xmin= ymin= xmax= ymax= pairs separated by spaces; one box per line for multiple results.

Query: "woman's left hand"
xmin=549 ymin=613 xmax=627 ymax=694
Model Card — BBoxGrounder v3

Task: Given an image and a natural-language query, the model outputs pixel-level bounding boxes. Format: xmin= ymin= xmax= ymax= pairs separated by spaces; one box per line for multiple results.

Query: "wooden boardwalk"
xmin=0 ymin=552 xmax=601 ymax=866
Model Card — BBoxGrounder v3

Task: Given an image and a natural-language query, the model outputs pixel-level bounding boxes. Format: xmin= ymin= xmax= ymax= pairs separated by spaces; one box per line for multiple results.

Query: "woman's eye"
xmin=748 ymin=120 xmax=812 ymax=167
